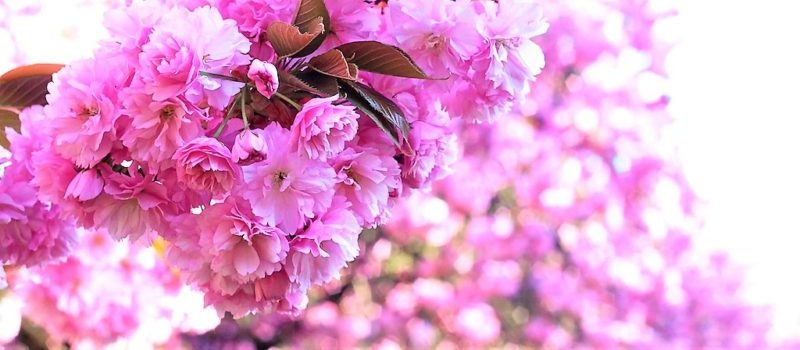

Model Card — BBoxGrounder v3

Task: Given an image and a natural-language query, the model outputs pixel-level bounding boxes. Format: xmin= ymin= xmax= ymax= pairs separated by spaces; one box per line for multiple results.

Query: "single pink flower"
xmin=285 ymin=197 xmax=361 ymax=289
xmin=166 ymin=197 xmax=289 ymax=297
xmin=120 ymin=93 xmax=205 ymax=172
xmin=290 ymin=96 xmax=359 ymax=161
xmin=173 ymin=136 xmax=242 ymax=197
xmin=216 ymin=0 xmax=295 ymax=38
xmin=403 ymin=104 xmax=458 ymax=189
xmin=232 ymin=130 xmax=267 ymax=164
xmin=388 ymin=0 xmax=485 ymax=76
xmin=201 ymin=270 xmax=306 ymax=318
xmin=139 ymin=6 xmax=250 ymax=109
xmin=332 ymin=147 xmax=401 ymax=227
xmin=45 ymin=54 xmax=131 ymax=168
xmin=248 ymin=59 xmax=279 ymax=98
xmin=91 ymin=165 xmax=175 ymax=242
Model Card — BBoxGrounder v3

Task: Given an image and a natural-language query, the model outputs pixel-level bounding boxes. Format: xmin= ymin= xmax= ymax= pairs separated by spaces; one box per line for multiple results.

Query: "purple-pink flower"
xmin=65 ymin=170 xmax=104 ymax=202
xmin=232 ymin=129 xmax=267 ymax=164
xmin=90 ymin=164 xmax=175 ymax=242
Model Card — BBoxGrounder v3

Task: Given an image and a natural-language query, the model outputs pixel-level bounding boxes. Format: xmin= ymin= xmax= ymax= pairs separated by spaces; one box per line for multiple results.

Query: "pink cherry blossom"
xmin=45 ymin=52 xmax=131 ymax=167
xmin=402 ymin=103 xmax=458 ymax=189
xmin=242 ymin=123 xmax=336 ymax=234
xmin=232 ymin=129 xmax=267 ymax=164
xmin=65 ymin=169 xmax=104 ymax=202
xmin=388 ymin=0 xmax=485 ymax=76
xmin=139 ymin=6 xmax=250 ymax=109
xmin=248 ymin=59 xmax=279 ymax=98
xmin=166 ymin=197 xmax=289 ymax=309
xmin=173 ymin=136 xmax=242 ymax=197
xmin=90 ymin=164 xmax=175 ymax=242
xmin=290 ymin=95 xmax=359 ymax=161
xmin=285 ymin=197 xmax=361 ymax=289
xmin=332 ymin=147 xmax=401 ymax=227
xmin=120 ymin=93 xmax=205 ymax=171
xmin=215 ymin=0 xmax=296 ymax=39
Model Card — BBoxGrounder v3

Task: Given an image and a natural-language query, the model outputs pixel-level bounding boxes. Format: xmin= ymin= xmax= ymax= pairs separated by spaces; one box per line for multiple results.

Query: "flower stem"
xmin=213 ymin=94 xmax=242 ymax=139
xmin=275 ymin=92 xmax=302 ymax=110
xmin=200 ymin=71 xmax=243 ymax=83
xmin=241 ymin=87 xmax=250 ymax=129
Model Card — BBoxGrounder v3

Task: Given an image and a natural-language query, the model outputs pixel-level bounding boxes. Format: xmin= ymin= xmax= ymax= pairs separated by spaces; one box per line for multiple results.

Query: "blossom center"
xmin=273 ymin=171 xmax=288 ymax=183
xmin=78 ymin=105 xmax=99 ymax=120
xmin=497 ymin=37 xmax=521 ymax=50
xmin=425 ymin=33 xmax=446 ymax=50
xmin=160 ymin=105 xmax=177 ymax=121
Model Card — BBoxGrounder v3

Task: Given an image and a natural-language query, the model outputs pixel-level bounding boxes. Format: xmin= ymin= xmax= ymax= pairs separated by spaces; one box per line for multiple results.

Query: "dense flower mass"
xmin=13 ymin=229 xmax=219 ymax=348
xmin=0 ymin=0 xmax=782 ymax=349
xmin=0 ymin=0 xmax=547 ymax=322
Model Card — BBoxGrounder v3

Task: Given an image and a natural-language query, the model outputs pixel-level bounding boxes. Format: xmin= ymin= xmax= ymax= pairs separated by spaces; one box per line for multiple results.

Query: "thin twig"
xmin=241 ymin=88 xmax=250 ymax=129
xmin=200 ymin=71 xmax=243 ymax=83
xmin=213 ymin=94 xmax=242 ymax=138
xmin=274 ymin=92 xmax=302 ymax=110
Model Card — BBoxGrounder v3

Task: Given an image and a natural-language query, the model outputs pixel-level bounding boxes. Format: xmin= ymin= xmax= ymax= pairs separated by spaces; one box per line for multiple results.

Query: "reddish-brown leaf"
xmin=266 ymin=19 xmax=324 ymax=58
xmin=292 ymin=0 xmax=331 ymax=57
xmin=0 ymin=109 xmax=19 ymax=149
xmin=308 ymin=50 xmax=359 ymax=81
xmin=296 ymin=70 xmax=340 ymax=96
xmin=339 ymin=80 xmax=409 ymax=148
xmin=277 ymin=69 xmax=337 ymax=97
xmin=0 ymin=64 xmax=62 ymax=149
xmin=0 ymin=64 xmax=62 ymax=108
xmin=335 ymin=41 xmax=436 ymax=79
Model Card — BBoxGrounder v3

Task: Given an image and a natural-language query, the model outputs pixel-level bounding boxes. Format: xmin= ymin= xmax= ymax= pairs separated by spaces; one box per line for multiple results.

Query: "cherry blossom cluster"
xmin=0 ymin=0 xmax=547 ymax=319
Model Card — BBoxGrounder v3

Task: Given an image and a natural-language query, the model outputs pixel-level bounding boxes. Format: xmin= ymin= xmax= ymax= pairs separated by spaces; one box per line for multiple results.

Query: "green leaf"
xmin=292 ymin=0 xmax=331 ymax=57
xmin=335 ymin=41 xmax=437 ymax=79
xmin=339 ymin=80 xmax=409 ymax=148
xmin=277 ymin=69 xmax=336 ymax=97
xmin=266 ymin=19 xmax=324 ymax=58
xmin=0 ymin=64 xmax=62 ymax=149
xmin=308 ymin=50 xmax=359 ymax=81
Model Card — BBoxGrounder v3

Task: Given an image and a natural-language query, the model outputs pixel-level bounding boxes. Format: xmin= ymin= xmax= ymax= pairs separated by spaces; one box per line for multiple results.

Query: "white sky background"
xmin=668 ymin=0 xmax=800 ymax=342
xmin=2 ymin=0 xmax=800 ymax=343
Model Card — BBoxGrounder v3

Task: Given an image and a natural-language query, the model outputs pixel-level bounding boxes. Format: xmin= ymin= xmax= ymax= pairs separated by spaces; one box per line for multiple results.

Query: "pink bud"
xmin=65 ymin=170 xmax=104 ymax=201
xmin=232 ymin=130 xmax=266 ymax=164
xmin=248 ymin=59 xmax=279 ymax=98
